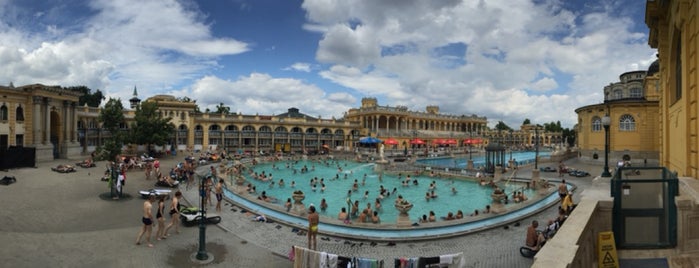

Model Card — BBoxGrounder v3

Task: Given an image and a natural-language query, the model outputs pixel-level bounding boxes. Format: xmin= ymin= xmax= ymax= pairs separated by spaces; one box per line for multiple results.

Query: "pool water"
xmin=417 ymin=151 xmax=552 ymax=169
xmin=231 ymin=159 xmax=534 ymax=224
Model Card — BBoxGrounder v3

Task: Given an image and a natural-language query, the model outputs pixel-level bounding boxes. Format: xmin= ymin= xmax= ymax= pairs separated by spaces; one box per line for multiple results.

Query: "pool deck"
xmin=0 ymin=154 xmax=597 ymax=268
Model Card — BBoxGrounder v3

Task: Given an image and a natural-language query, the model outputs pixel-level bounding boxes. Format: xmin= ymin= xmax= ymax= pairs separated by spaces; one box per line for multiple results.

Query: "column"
xmin=71 ymin=102 xmax=77 ymax=142
xmin=63 ymin=101 xmax=70 ymax=143
xmin=44 ymin=98 xmax=51 ymax=144
xmin=32 ymin=96 xmax=42 ymax=144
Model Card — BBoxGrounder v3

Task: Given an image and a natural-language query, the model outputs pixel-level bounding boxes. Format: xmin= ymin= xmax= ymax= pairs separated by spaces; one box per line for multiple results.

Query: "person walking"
xmin=136 ymin=193 xmax=156 ymax=248
xmin=215 ymin=178 xmax=225 ymax=213
xmin=163 ymin=191 xmax=182 ymax=236
xmin=155 ymin=196 xmax=166 ymax=240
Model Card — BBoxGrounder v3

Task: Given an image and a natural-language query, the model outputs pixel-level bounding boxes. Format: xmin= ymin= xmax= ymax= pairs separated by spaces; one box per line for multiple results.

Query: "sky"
xmin=0 ymin=0 xmax=656 ymax=129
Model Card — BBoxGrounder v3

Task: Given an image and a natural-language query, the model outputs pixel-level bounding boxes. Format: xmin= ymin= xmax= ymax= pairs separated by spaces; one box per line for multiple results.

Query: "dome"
xmin=647 ymin=59 xmax=659 ymax=76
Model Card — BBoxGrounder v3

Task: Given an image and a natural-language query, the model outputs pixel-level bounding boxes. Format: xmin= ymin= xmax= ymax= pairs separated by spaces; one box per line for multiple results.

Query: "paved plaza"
xmin=0 ymin=154 xmax=598 ymax=267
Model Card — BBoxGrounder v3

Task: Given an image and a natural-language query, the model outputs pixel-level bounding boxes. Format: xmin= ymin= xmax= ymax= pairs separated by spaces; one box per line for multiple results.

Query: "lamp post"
xmin=508 ymin=130 xmax=513 ymax=161
xmin=601 ymin=114 xmax=612 ymax=177
xmin=534 ymin=126 xmax=540 ymax=170
xmin=196 ymin=174 xmax=209 ymax=260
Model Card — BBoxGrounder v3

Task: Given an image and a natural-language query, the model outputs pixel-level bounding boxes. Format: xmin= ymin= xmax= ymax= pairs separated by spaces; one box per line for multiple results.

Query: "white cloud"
xmin=284 ymin=62 xmax=312 ymax=72
xmin=301 ymin=0 xmax=655 ymax=128
xmin=0 ymin=0 xmax=248 ymax=103
xmin=530 ymin=77 xmax=558 ymax=92
xmin=188 ymin=73 xmax=355 ymax=118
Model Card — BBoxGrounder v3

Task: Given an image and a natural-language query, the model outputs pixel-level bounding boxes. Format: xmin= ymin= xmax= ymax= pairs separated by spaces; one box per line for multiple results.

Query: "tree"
xmin=214 ymin=102 xmax=230 ymax=114
xmin=494 ymin=121 xmax=512 ymax=131
xmin=129 ymin=101 xmax=175 ymax=156
xmin=522 ymin=118 xmax=531 ymax=125
xmin=98 ymin=98 xmax=126 ymax=162
xmin=66 ymin=86 xmax=105 ymax=107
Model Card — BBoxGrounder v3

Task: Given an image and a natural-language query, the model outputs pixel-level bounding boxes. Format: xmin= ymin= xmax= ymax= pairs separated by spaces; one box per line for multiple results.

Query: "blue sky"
xmin=0 ymin=0 xmax=655 ymax=128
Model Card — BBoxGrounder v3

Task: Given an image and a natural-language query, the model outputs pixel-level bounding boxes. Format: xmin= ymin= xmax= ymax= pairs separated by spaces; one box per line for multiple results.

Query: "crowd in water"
xmin=215 ymin=154 xmax=532 ymax=225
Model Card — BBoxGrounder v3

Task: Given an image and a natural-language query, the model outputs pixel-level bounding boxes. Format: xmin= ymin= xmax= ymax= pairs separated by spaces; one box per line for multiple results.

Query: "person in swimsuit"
xmin=215 ymin=178 xmax=225 ymax=213
xmin=163 ymin=191 xmax=182 ymax=236
xmin=307 ymin=205 xmax=319 ymax=250
xmin=155 ymin=196 xmax=166 ymax=240
xmin=135 ymin=194 xmax=156 ymax=248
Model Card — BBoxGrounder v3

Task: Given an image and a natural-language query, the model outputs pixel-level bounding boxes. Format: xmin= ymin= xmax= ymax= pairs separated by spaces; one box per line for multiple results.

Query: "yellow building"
xmin=0 ymin=84 xmax=82 ymax=162
xmin=646 ymin=0 xmax=699 ymax=178
xmin=2 ymin=83 xmax=561 ymax=162
xmin=575 ymin=69 xmax=660 ymax=166
xmin=344 ymin=97 xmax=488 ymax=147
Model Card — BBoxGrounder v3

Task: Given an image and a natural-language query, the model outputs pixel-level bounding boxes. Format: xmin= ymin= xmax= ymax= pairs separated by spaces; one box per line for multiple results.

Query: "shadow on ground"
xmin=167 ymin=242 xmax=228 ymax=267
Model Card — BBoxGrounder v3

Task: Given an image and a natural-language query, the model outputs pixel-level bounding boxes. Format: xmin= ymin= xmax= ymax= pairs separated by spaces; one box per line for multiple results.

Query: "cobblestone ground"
xmin=0 ymin=155 xmax=596 ymax=268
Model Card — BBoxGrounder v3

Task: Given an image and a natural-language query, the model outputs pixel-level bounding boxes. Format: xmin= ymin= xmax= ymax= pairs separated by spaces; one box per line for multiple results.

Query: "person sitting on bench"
xmin=526 ymin=220 xmax=547 ymax=251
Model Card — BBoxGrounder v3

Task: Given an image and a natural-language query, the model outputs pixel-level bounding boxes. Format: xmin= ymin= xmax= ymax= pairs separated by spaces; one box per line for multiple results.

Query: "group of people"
xmin=525 ymin=182 xmax=577 ymax=252
xmin=135 ymin=191 xmax=183 ymax=248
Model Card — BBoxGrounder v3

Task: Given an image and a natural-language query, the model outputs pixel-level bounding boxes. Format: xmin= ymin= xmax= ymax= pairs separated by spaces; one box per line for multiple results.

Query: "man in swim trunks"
xmin=135 ymin=194 xmax=156 ymax=248
xmin=215 ymin=178 xmax=225 ymax=212
xmin=307 ymin=205 xmax=319 ymax=250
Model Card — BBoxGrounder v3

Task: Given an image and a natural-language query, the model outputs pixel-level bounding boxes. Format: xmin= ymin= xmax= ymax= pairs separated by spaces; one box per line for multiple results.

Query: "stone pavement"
xmin=0 ymin=155 xmax=598 ymax=268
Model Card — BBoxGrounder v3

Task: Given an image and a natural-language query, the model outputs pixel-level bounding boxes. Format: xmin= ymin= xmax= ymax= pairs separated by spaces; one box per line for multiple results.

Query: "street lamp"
xmin=508 ymin=130 xmax=513 ymax=161
xmin=196 ymin=174 xmax=209 ymax=260
xmin=601 ymin=114 xmax=612 ymax=177
xmin=534 ymin=126 xmax=540 ymax=170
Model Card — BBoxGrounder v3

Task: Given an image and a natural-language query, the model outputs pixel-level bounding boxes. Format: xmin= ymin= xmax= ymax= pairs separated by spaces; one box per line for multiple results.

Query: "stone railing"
xmin=532 ymin=177 xmax=699 ymax=267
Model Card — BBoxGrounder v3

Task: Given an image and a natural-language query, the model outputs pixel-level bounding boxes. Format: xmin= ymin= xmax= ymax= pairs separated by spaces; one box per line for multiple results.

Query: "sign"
xmin=598 ymin=231 xmax=619 ymax=268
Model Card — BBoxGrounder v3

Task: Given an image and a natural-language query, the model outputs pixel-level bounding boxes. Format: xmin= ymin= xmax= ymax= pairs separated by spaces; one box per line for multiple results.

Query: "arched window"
xmin=0 ymin=104 xmax=7 ymax=120
xmin=672 ymin=28 xmax=682 ymax=103
xmin=242 ymin=125 xmax=255 ymax=132
xmin=16 ymin=105 xmax=24 ymax=121
xmin=591 ymin=117 xmax=602 ymax=132
xmin=629 ymin=88 xmax=643 ymax=98
xmin=619 ymin=114 xmax=635 ymax=131
xmin=613 ymin=89 xmax=623 ymax=99
xmin=259 ymin=126 xmax=272 ymax=132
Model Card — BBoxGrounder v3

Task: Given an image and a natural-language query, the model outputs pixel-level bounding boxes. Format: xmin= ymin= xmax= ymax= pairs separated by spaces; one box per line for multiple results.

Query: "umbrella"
xmin=358 ymin=136 xmax=382 ymax=144
xmin=432 ymin=139 xmax=446 ymax=145
xmin=410 ymin=138 xmax=425 ymax=145
xmin=384 ymin=138 xmax=399 ymax=145
xmin=445 ymin=139 xmax=458 ymax=145
xmin=464 ymin=139 xmax=483 ymax=144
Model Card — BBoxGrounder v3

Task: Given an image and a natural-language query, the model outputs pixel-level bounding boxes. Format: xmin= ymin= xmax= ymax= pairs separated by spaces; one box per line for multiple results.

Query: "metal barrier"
xmin=610 ymin=166 xmax=678 ymax=249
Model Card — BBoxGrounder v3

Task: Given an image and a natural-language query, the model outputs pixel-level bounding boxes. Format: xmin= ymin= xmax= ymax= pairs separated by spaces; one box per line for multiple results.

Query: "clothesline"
xmin=291 ymin=245 xmax=465 ymax=268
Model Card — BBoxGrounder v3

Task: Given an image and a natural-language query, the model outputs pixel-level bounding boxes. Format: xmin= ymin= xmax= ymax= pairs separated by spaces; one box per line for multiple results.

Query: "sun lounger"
xmin=139 ymin=189 xmax=172 ymax=199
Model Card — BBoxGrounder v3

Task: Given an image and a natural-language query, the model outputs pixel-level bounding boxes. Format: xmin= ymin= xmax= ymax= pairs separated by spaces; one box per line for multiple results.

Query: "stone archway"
xmin=50 ymin=110 xmax=61 ymax=159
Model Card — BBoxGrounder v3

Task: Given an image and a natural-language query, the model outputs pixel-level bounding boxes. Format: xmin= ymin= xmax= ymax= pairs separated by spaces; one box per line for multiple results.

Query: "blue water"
xmin=222 ymin=186 xmax=564 ymax=239
xmin=229 ymin=159 xmax=533 ymax=224
xmin=417 ymin=151 xmax=552 ymax=169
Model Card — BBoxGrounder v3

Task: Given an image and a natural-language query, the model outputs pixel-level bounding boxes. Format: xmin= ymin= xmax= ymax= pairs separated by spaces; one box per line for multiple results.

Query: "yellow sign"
xmin=598 ymin=231 xmax=619 ymax=268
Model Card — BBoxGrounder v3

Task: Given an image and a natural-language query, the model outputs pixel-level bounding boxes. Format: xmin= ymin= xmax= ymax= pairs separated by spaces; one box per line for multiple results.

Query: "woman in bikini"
xmin=163 ymin=191 xmax=182 ymax=236
xmin=307 ymin=205 xmax=319 ymax=250
xmin=155 ymin=196 xmax=166 ymax=240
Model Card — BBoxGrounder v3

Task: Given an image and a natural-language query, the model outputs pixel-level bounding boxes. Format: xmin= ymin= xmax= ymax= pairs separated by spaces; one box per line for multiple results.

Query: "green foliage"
xmin=494 ymin=121 xmax=512 ymax=131
xmin=129 ymin=102 xmax=175 ymax=152
xmin=522 ymin=118 xmax=531 ymax=125
xmin=98 ymin=98 xmax=126 ymax=161
xmin=214 ymin=102 xmax=231 ymax=114
xmin=65 ymin=86 xmax=105 ymax=107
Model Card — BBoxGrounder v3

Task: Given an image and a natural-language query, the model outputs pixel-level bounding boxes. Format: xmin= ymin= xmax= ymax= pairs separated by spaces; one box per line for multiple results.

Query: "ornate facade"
xmin=574 ymin=69 xmax=661 ymax=163
xmin=646 ymin=0 xmax=699 ymax=178
xmin=0 ymin=84 xmax=82 ymax=161
xmin=1 ymin=84 xmax=562 ymax=162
